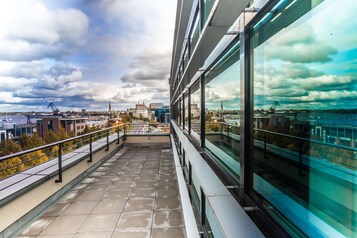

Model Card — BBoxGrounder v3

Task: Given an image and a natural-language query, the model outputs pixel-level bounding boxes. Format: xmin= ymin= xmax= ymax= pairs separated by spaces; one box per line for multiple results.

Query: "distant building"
xmin=155 ymin=106 xmax=170 ymax=123
xmin=149 ymin=103 xmax=164 ymax=110
xmin=0 ymin=123 xmax=37 ymax=140
xmin=37 ymin=117 xmax=87 ymax=137
xmin=133 ymin=102 xmax=149 ymax=119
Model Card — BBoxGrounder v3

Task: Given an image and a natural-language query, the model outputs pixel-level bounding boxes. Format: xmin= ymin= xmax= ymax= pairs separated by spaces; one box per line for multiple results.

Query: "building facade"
xmin=170 ymin=0 xmax=356 ymax=237
xmin=37 ymin=117 xmax=87 ymax=137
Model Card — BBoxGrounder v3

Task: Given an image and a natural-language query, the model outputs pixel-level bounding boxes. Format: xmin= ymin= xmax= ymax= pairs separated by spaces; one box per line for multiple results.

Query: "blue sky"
xmin=0 ymin=0 xmax=176 ymax=112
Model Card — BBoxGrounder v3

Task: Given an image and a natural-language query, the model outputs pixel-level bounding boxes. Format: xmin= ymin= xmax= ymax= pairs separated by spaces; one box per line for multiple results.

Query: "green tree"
xmin=44 ymin=130 xmax=59 ymax=144
xmin=19 ymin=133 xmax=43 ymax=150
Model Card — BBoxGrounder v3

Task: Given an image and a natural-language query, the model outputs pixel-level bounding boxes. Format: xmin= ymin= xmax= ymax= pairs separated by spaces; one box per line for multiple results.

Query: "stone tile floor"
xmin=17 ymin=147 xmax=186 ymax=238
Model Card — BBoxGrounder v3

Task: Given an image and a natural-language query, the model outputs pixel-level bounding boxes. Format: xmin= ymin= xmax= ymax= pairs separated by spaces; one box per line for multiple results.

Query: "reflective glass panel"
xmin=253 ymin=0 xmax=357 ymax=237
xmin=191 ymin=82 xmax=201 ymax=140
xmin=205 ymin=41 xmax=241 ymax=179
xmin=184 ymin=93 xmax=189 ymax=130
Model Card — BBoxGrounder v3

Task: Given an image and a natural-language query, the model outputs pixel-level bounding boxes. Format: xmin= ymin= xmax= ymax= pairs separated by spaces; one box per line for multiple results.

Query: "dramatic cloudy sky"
xmin=0 ymin=0 xmax=176 ymax=112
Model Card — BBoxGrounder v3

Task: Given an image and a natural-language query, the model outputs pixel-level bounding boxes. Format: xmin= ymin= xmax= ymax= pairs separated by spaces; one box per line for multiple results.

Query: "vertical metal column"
xmin=117 ymin=127 xmax=120 ymax=144
xmin=200 ymin=75 xmax=205 ymax=148
xmin=88 ymin=134 xmax=93 ymax=162
xmin=239 ymin=14 xmax=253 ymax=203
xmin=105 ymin=129 xmax=109 ymax=151
xmin=55 ymin=143 xmax=62 ymax=183
xmin=188 ymin=88 xmax=191 ymax=134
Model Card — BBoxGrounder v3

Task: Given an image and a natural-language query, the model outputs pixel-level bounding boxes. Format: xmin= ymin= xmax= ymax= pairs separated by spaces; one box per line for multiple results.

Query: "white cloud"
xmin=0 ymin=0 xmax=89 ymax=61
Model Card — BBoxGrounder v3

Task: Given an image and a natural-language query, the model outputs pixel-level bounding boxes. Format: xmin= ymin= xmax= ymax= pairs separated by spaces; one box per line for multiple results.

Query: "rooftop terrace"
xmin=16 ymin=146 xmax=186 ymax=238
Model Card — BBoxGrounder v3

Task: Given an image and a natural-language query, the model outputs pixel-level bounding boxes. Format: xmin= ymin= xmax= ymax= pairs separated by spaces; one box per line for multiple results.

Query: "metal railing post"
xmin=117 ymin=127 xmax=120 ymax=144
xmin=124 ymin=124 xmax=126 ymax=140
xmin=88 ymin=134 xmax=93 ymax=162
xmin=55 ymin=143 xmax=62 ymax=183
xmin=105 ymin=129 xmax=109 ymax=151
xmin=264 ymin=132 xmax=267 ymax=159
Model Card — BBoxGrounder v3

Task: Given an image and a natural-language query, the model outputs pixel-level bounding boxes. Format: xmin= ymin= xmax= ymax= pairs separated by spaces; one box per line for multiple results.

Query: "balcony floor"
xmin=17 ymin=147 xmax=186 ymax=238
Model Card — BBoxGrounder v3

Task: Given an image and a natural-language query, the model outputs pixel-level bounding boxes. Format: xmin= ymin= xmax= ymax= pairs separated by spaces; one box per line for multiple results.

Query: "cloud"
xmin=0 ymin=0 xmax=89 ymax=61
xmin=262 ymin=26 xmax=338 ymax=63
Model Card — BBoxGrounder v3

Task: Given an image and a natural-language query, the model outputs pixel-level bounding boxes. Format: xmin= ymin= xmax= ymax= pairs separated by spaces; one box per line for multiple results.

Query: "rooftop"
xmin=17 ymin=147 xmax=186 ymax=238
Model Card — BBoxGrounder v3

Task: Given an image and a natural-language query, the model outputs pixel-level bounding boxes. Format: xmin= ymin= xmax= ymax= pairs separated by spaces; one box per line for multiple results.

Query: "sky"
xmin=0 ymin=0 xmax=177 ymax=112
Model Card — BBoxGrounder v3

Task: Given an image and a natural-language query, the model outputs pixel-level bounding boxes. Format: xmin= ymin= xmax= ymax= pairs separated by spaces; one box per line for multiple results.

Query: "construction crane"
xmin=268 ymin=101 xmax=280 ymax=113
xmin=48 ymin=102 xmax=61 ymax=116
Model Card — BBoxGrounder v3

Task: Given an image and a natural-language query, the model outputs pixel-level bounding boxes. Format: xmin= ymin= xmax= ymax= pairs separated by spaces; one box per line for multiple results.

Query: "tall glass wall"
xmin=184 ymin=93 xmax=189 ymax=130
xmin=201 ymin=0 xmax=215 ymax=27
xmin=252 ymin=0 xmax=357 ymax=237
xmin=204 ymin=41 xmax=241 ymax=179
xmin=191 ymin=82 xmax=201 ymax=140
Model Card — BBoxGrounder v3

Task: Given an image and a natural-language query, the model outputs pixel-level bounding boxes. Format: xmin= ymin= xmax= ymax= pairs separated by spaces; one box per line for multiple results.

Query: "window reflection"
xmin=205 ymin=41 xmax=240 ymax=178
xmin=191 ymin=82 xmax=201 ymax=140
xmin=253 ymin=0 xmax=357 ymax=237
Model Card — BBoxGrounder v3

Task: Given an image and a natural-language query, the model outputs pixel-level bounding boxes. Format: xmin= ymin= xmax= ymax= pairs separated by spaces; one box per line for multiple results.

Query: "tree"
xmin=0 ymin=140 xmax=24 ymax=178
xmin=44 ymin=130 xmax=59 ymax=144
xmin=24 ymin=150 xmax=48 ymax=166
xmin=19 ymin=133 xmax=43 ymax=150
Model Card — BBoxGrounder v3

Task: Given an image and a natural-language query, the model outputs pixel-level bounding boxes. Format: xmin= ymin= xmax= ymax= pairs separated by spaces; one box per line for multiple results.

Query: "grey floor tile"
xmin=37 ymin=235 xmax=74 ymax=238
xmin=42 ymin=203 xmax=70 ymax=217
xmin=151 ymin=228 xmax=186 ymax=238
xmin=153 ymin=210 xmax=184 ymax=228
xmin=75 ymin=190 xmax=106 ymax=201
xmin=134 ymin=181 xmax=157 ymax=188
xmin=130 ymin=188 xmax=156 ymax=198
xmin=156 ymin=187 xmax=179 ymax=198
xmin=112 ymin=229 xmax=151 ymax=238
xmin=78 ymin=213 xmax=120 ymax=232
xmin=92 ymin=199 xmax=126 ymax=214
xmin=155 ymin=197 xmax=181 ymax=210
xmin=40 ymin=215 xmax=87 ymax=235
xmin=73 ymin=231 xmax=112 ymax=238
xmin=103 ymin=189 xmax=131 ymax=200
xmin=61 ymin=201 xmax=99 ymax=215
xmin=111 ymin=181 xmax=135 ymax=189
xmin=20 ymin=217 xmax=55 ymax=236
xmin=123 ymin=198 xmax=155 ymax=213
xmin=116 ymin=213 xmax=153 ymax=230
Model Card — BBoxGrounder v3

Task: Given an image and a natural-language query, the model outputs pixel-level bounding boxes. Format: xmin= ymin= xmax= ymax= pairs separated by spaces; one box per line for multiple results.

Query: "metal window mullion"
xmin=200 ymin=75 xmax=205 ymax=148
xmin=239 ymin=14 xmax=254 ymax=204
xmin=188 ymin=88 xmax=192 ymax=134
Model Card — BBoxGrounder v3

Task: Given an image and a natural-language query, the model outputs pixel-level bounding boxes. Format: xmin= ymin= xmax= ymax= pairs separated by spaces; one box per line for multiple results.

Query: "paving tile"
xmin=20 ymin=217 xmax=55 ymax=236
xmin=59 ymin=190 xmax=84 ymax=203
xmin=116 ymin=213 xmax=153 ymax=230
xmin=42 ymin=203 xmax=70 ymax=217
xmin=155 ymin=197 xmax=181 ymax=210
xmin=151 ymin=228 xmax=186 ymax=238
xmin=136 ymin=175 xmax=157 ymax=181
xmin=37 ymin=235 xmax=74 ymax=238
xmin=92 ymin=199 xmax=126 ymax=214
xmin=112 ymin=229 xmax=150 ymax=238
xmin=73 ymin=232 xmax=112 ymax=238
xmin=78 ymin=214 xmax=120 ymax=232
xmin=130 ymin=188 xmax=156 ymax=198
xmin=123 ymin=198 xmax=154 ymax=213
xmin=156 ymin=187 xmax=179 ymax=198
xmin=103 ymin=189 xmax=131 ymax=200
xmin=40 ymin=215 xmax=87 ymax=235
xmin=156 ymin=180 xmax=177 ymax=188
xmin=153 ymin=210 xmax=184 ymax=228
xmin=134 ymin=181 xmax=157 ymax=188
xmin=75 ymin=190 xmax=106 ymax=201
xmin=111 ymin=181 xmax=135 ymax=189
xmin=61 ymin=201 xmax=98 ymax=215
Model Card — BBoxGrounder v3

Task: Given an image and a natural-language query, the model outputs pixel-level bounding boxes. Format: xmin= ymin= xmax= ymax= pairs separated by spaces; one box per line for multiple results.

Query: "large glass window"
xmin=184 ymin=93 xmax=189 ymax=130
xmin=191 ymin=82 xmax=201 ymax=140
xmin=204 ymin=41 xmax=241 ymax=179
xmin=252 ymin=0 xmax=357 ymax=237
xmin=201 ymin=0 xmax=215 ymax=27
xmin=190 ymin=12 xmax=200 ymax=55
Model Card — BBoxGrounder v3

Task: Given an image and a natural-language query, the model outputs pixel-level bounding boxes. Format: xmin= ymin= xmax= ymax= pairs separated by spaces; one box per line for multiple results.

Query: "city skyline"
xmin=0 ymin=0 xmax=176 ymax=112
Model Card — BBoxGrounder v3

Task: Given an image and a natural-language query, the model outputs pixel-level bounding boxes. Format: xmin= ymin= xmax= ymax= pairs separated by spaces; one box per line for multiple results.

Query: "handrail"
xmin=254 ymin=129 xmax=357 ymax=152
xmin=0 ymin=124 xmax=123 ymax=162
